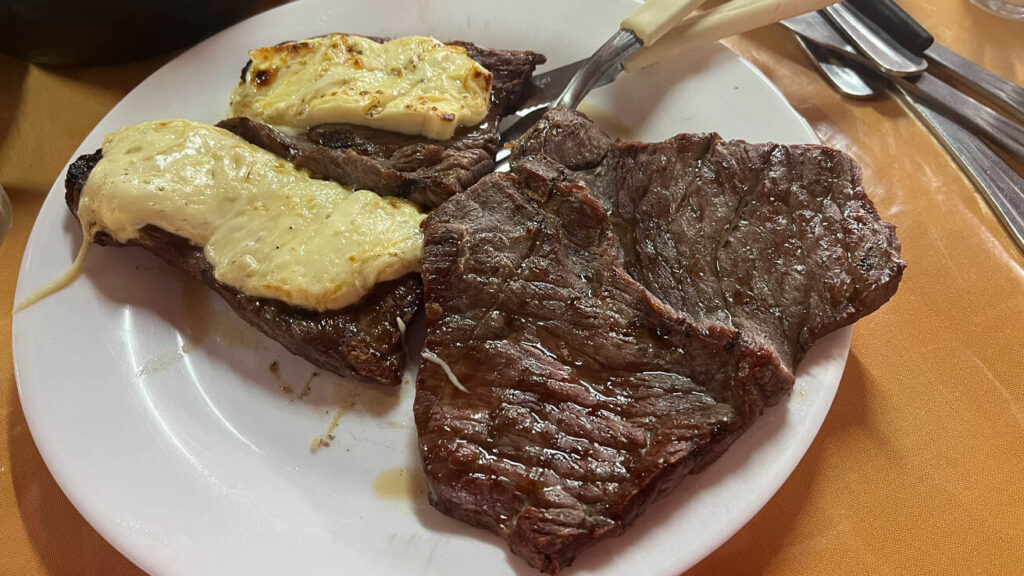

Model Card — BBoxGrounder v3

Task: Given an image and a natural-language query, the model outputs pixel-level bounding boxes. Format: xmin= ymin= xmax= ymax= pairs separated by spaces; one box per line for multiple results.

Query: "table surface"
xmin=2 ymin=1 xmax=1023 ymax=574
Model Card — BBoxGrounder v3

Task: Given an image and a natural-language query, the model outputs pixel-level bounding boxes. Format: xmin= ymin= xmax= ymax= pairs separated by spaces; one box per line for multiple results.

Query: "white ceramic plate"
xmin=13 ymin=1 xmax=849 ymax=574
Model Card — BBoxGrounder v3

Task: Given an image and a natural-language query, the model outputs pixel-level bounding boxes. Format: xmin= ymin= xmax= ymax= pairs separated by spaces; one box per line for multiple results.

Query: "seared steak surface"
xmin=66 ymin=151 xmax=419 ymax=385
xmin=220 ymin=40 xmax=545 ymax=208
xmin=415 ymin=109 xmax=903 ymax=572
xmin=514 ymin=108 xmax=905 ymax=402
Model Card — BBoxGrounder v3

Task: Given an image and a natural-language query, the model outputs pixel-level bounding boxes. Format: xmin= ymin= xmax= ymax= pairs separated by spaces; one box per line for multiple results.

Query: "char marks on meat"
xmin=220 ymin=40 xmax=546 ymax=208
xmin=513 ymin=108 xmax=904 ymax=403
xmin=66 ymin=151 xmax=420 ymax=386
xmin=415 ymin=108 xmax=903 ymax=572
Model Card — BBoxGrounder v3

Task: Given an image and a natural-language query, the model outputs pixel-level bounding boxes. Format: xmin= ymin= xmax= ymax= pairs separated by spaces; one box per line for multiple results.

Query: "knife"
xmin=789 ymin=27 xmax=1024 ymax=254
xmin=784 ymin=11 xmax=1024 ymax=166
xmin=551 ymin=0 xmax=852 ymax=110
xmin=515 ymin=0 xmax=858 ymax=112
xmin=503 ymin=0 xmax=844 ymax=150
xmin=848 ymin=0 xmax=1024 ymax=124
xmin=499 ymin=0 xmax=710 ymax=157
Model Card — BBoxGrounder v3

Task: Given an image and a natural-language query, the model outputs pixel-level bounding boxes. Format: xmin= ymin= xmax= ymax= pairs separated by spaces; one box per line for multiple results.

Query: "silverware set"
xmin=782 ymin=0 xmax=1024 ymax=252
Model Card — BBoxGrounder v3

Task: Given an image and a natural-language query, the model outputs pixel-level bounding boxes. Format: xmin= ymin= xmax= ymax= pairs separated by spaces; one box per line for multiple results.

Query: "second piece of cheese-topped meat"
xmin=414 ymin=108 xmax=903 ymax=572
xmin=65 ymin=121 xmax=426 ymax=385
xmin=220 ymin=35 xmax=546 ymax=208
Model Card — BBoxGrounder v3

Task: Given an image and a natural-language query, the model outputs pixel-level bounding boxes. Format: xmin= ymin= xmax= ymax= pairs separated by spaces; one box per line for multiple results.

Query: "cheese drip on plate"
xmin=77 ymin=120 xmax=426 ymax=311
xmin=228 ymin=34 xmax=493 ymax=140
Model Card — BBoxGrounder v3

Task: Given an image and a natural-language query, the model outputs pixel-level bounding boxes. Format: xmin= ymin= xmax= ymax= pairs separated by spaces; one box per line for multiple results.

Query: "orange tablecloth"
xmin=2 ymin=1 xmax=1022 ymax=574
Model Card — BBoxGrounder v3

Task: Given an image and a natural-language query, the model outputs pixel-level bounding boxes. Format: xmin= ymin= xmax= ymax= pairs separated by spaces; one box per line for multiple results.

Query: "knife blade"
xmin=515 ymin=61 xmax=589 ymax=112
xmin=497 ymin=64 xmax=621 ymax=155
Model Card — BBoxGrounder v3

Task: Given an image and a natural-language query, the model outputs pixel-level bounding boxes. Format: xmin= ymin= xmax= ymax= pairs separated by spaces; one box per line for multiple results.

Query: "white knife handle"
xmin=621 ymin=0 xmax=708 ymax=45
xmin=625 ymin=0 xmax=839 ymax=72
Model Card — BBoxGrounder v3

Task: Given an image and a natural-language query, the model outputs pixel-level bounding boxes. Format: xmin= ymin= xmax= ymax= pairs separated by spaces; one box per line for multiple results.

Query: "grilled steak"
xmin=415 ymin=109 xmax=903 ymax=572
xmin=513 ymin=108 xmax=905 ymax=404
xmin=66 ymin=151 xmax=420 ymax=385
xmin=220 ymin=40 xmax=546 ymax=208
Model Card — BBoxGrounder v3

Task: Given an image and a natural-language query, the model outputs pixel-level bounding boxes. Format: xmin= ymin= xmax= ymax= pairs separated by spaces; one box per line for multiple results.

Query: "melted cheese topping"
xmin=228 ymin=34 xmax=493 ymax=140
xmin=78 ymin=120 xmax=425 ymax=311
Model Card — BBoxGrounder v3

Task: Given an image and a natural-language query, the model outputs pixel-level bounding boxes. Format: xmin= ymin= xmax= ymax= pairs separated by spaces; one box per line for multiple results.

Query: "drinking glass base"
xmin=970 ymin=0 xmax=1024 ymax=20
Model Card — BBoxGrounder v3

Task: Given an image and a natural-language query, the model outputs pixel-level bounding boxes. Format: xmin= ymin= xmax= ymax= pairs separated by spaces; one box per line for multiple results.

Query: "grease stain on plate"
xmin=373 ymin=467 xmax=427 ymax=501
xmin=577 ymin=102 xmax=638 ymax=141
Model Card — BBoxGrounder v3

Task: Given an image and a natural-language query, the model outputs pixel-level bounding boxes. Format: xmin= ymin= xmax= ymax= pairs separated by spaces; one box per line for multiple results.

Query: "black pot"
xmin=0 ymin=0 xmax=263 ymax=66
